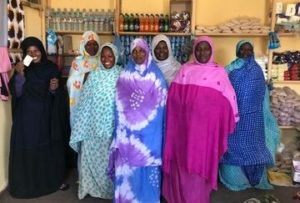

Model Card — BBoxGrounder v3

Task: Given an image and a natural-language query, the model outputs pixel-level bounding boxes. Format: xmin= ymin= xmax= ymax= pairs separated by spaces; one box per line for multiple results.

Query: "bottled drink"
xmin=144 ymin=14 xmax=150 ymax=32
xmin=134 ymin=13 xmax=140 ymax=32
xmin=149 ymin=14 xmax=155 ymax=32
xmin=124 ymin=13 xmax=129 ymax=31
xmin=164 ymin=15 xmax=170 ymax=32
xmin=119 ymin=14 xmax=124 ymax=31
xmin=78 ymin=10 xmax=84 ymax=31
xmin=129 ymin=13 xmax=135 ymax=31
xmin=139 ymin=14 xmax=145 ymax=32
xmin=154 ymin=14 xmax=159 ymax=32
xmin=159 ymin=14 xmax=164 ymax=32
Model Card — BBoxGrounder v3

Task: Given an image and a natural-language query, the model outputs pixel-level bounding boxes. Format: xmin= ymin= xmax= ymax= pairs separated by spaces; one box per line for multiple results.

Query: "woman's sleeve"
xmin=14 ymin=74 xmax=26 ymax=97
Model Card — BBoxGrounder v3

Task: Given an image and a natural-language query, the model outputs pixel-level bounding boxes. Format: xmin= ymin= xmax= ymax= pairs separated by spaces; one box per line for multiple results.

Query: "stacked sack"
xmin=195 ymin=16 xmax=270 ymax=34
xmin=272 ymin=51 xmax=300 ymax=81
xmin=271 ymin=87 xmax=300 ymax=126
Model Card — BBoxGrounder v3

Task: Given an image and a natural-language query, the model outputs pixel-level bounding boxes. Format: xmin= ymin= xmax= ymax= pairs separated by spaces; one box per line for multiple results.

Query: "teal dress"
xmin=69 ymin=43 xmax=121 ymax=199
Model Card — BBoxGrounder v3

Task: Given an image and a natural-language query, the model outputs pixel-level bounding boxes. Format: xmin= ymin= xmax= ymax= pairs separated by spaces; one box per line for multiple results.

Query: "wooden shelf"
xmin=194 ymin=32 xmax=268 ymax=37
xmin=53 ymin=31 xmax=114 ymax=35
xmin=170 ymin=0 xmax=192 ymax=3
xmin=278 ymin=33 xmax=298 ymax=37
xmin=20 ymin=0 xmax=43 ymax=11
xmin=279 ymin=126 xmax=299 ymax=130
xmin=273 ymin=81 xmax=300 ymax=85
xmin=118 ymin=31 xmax=191 ymax=36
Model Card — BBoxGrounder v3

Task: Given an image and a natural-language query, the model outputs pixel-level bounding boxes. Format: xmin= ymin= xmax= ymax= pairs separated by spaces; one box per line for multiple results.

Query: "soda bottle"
xmin=159 ymin=14 xmax=164 ymax=32
xmin=139 ymin=14 xmax=145 ymax=32
xmin=134 ymin=13 xmax=140 ymax=32
xmin=119 ymin=14 xmax=124 ymax=31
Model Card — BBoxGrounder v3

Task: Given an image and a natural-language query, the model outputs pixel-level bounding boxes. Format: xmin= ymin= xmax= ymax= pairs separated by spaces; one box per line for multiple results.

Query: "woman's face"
xmin=85 ymin=40 xmax=99 ymax=56
xmin=195 ymin=41 xmax=212 ymax=64
xmin=26 ymin=46 xmax=42 ymax=63
xmin=101 ymin=46 xmax=115 ymax=69
xmin=132 ymin=47 xmax=147 ymax=65
xmin=154 ymin=41 xmax=169 ymax=61
xmin=238 ymin=43 xmax=253 ymax=58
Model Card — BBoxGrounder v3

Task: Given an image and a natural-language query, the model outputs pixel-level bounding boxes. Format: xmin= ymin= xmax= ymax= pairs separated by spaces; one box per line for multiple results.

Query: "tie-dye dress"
xmin=108 ymin=39 xmax=167 ymax=203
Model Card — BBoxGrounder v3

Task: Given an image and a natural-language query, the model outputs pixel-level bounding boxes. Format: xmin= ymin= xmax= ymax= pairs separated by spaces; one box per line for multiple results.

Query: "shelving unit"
xmin=267 ymin=0 xmax=300 ymax=83
xmin=279 ymin=125 xmax=297 ymax=129
xmin=54 ymin=31 xmax=113 ymax=35
xmin=115 ymin=0 xmax=195 ymax=36
xmin=118 ymin=31 xmax=191 ymax=36
xmin=194 ymin=32 xmax=269 ymax=37
xmin=272 ymin=81 xmax=300 ymax=85
xmin=21 ymin=0 xmax=43 ymax=10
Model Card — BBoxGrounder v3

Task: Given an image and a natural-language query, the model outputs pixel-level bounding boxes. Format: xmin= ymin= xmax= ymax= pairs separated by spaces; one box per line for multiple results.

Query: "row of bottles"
xmin=119 ymin=13 xmax=170 ymax=32
xmin=47 ymin=8 xmax=115 ymax=32
xmin=119 ymin=35 xmax=191 ymax=64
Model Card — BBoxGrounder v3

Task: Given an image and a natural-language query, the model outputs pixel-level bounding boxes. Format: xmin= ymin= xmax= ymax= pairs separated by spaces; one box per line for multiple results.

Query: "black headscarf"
xmin=20 ymin=36 xmax=48 ymax=63
xmin=9 ymin=36 xmax=60 ymax=117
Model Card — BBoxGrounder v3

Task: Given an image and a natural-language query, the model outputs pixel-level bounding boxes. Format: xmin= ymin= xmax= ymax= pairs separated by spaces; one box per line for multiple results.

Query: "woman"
xmin=67 ymin=31 xmax=100 ymax=126
xmin=69 ymin=43 xmax=121 ymax=199
xmin=162 ymin=36 xmax=239 ymax=203
xmin=151 ymin=34 xmax=181 ymax=85
xmin=219 ymin=40 xmax=280 ymax=191
xmin=8 ymin=37 xmax=67 ymax=198
xmin=108 ymin=38 xmax=167 ymax=203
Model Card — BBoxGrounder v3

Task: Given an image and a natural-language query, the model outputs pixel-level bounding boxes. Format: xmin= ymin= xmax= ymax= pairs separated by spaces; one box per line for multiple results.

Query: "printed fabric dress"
xmin=220 ymin=40 xmax=279 ymax=191
xmin=69 ymin=43 xmax=121 ymax=199
xmin=67 ymin=31 xmax=100 ymax=126
xmin=108 ymin=38 xmax=167 ymax=203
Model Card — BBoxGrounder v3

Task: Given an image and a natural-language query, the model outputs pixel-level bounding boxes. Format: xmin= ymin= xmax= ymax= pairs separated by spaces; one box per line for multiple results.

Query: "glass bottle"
xmin=119 ymin=14 xmax=124 ymax=31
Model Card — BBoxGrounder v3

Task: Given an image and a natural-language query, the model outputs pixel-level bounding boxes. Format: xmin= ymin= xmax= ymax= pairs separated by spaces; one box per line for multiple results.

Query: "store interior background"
xmin=1 ymin=0 xmax=300 ymax=193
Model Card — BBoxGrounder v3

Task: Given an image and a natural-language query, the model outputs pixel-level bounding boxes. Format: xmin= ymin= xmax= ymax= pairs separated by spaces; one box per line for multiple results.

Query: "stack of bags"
xmin=271 ymin=87 xmax=300 ymax=126
xmin=195 ymin=17 xmax=270 ymax=34
xmin=271 ymin=63 xmax=289 ymax=81
xmin=289 ymin=64 xmax=300 ymax=80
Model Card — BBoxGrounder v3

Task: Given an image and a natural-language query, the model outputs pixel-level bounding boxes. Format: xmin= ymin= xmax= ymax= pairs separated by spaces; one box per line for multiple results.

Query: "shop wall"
xmin=0 ymin=101 xmax=11 ymax=192
xmin=24 ymin=7 xmax=44 ymax=42
xmin=195 ymin=0 xmax=269 ymax=65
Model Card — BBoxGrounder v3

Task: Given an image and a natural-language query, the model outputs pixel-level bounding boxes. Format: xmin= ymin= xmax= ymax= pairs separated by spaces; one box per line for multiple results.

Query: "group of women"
xmin=8 ymin=30 xmax=280 ymax=203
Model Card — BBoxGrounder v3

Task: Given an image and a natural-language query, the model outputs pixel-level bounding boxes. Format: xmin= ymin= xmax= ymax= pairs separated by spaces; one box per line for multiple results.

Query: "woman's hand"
xmin=15 ymin=62 xmax=25 ymax=76
xmin=49 ymin=78 xmax=59 ymax=91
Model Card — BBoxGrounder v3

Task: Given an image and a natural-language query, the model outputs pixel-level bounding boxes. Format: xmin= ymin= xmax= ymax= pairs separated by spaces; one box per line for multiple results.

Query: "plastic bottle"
xmin=78 ymin=9 xmax=84 ymax=31
xmin=154 ymin=14 xmax=159 ymax=32
xmin=159 ymin=14 xmax=164 ymax=32
xmin=119 ymin=14 xmax=124 ymax=31
xmin=164 ymin=15 xmax=170 ymax=32
xmin=149 ymin=14 xmax=155 ymax=32
xmin=124 ymin=13 xmax=129 ymax=31
xmin=134 ymin=13 xmax=140 ymax=32
xmin=144 ymin=14 xmax=150 ymax=32
xmin=139 ymin=14 xmax=145 ymax=32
